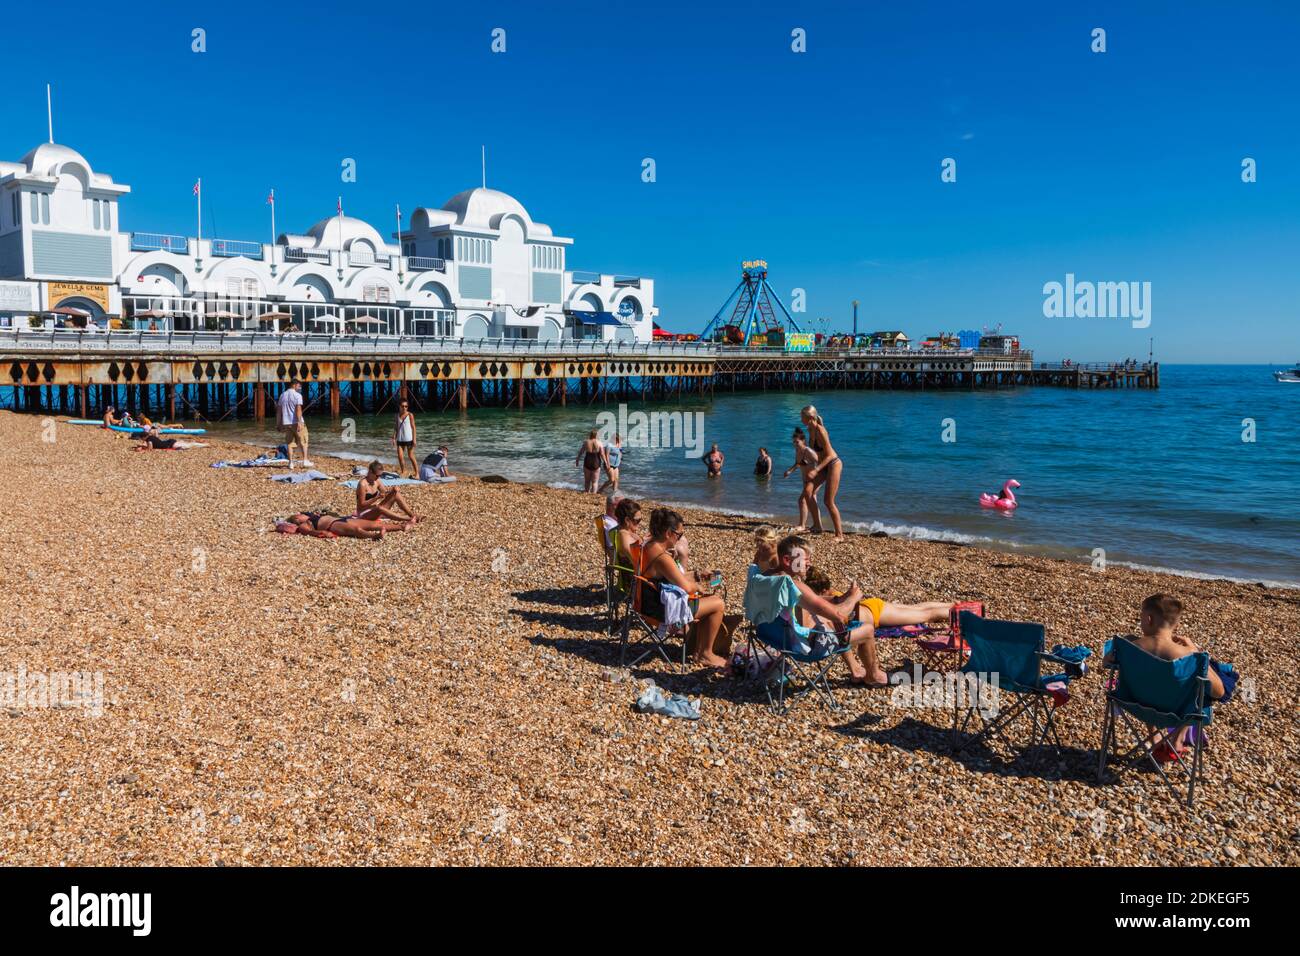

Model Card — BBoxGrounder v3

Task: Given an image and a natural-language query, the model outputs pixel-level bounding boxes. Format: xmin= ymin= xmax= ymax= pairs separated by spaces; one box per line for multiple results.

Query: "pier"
xmin=0 ymin=329 xmax=1158 ymax=421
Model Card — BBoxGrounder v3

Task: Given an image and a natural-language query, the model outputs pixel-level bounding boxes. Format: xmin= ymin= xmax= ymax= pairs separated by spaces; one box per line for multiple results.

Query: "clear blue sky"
xmin=4 ymin=0 xmax=1297 ymax=361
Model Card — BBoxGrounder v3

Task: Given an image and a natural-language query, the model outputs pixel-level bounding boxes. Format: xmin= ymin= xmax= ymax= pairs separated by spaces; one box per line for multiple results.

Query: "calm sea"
xmin=209 ymin=365 xmax=1300 ymax=587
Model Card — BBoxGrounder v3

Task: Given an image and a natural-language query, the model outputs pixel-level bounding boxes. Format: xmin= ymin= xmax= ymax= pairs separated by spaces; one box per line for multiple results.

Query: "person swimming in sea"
xmin=754 ymin=447 xmax=772 ymax=479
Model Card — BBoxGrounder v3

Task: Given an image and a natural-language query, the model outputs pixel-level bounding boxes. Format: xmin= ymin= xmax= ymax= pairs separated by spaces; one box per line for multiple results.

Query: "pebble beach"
xmin=1 ymin=408 xmax=1296 ymax=866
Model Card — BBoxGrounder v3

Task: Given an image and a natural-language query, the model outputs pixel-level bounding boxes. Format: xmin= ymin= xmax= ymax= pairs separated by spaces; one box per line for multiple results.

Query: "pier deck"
xmin=0 ymin=329 xmax=1157 ymax=420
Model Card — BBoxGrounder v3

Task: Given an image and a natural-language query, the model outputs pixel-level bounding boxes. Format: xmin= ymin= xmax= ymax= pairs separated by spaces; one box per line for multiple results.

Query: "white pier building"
xmin=0 ymin=143 xmax=655 ymax=343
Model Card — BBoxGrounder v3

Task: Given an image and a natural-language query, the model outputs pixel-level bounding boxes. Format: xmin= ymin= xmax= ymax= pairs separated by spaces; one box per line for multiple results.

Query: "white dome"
xmin=441 ymin=187 xmax=532 ymax=229
xmin=21 ymin=142 xmax=92 ymax=176
xmin=304 ymin=215 xmax=391 ymax=253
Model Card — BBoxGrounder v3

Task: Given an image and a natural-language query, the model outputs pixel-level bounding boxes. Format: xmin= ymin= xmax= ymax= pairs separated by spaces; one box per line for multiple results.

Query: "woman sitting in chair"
xmin=640 ymin=508 xmax=740 ymax=669
xmin=612 ymin=497 xmax=643 ymax=563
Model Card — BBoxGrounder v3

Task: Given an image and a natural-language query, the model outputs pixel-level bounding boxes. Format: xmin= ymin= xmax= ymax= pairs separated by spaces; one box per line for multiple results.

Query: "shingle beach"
xmin=1 ymin=410 xmax=1295 ymax=866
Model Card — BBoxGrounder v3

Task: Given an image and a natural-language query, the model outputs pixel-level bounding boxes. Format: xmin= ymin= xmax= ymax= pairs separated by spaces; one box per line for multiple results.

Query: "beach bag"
xmin=731 ymin=642 xmax=779 ymax=680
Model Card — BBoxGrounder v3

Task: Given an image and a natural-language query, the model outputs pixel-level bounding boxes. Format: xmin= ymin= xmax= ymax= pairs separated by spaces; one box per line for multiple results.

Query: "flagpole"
xmin=46 ymin=84 xmax=53 ymax=143
xmin=268 ymin=188 xmax=277 ymax=277
xmin=195 ymin=178 xmax=202 ymax=271
xmin=481 ymin=145 xmax=486 ymax=189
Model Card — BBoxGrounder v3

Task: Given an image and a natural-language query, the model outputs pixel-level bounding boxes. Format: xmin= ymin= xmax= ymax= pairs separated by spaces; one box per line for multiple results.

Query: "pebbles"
xmin=0 ymin=409 xmax=1296 ymax=865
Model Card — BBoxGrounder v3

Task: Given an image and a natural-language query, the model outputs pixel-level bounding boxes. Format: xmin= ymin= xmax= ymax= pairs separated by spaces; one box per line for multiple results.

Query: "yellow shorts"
xmin=860 ymin=597 xmax=885 ymax=627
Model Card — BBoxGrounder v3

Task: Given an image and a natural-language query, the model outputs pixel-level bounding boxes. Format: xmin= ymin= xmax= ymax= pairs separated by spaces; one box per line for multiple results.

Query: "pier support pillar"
xmin=560 ymin=378 xmax=566 ymax=406
xmin=517 ymin=378 xmax=525 ymax=410
xmin=254 ymin=384 xmax=265 ymax=421
xmin=329 ymin=381 xmax=340 ymax=419
xmin=79 ymin=385 xmax=87 ymax=419
xmin=458 ymin=381 xmax=468 ymax=411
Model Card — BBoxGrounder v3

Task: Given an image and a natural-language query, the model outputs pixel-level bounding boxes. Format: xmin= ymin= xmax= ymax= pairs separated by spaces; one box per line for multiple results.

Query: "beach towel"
xmin=212 ymin=454 xmax=288 ymax=469
xmin=742 ymin=564 xmax=802 ymax=627
xmin=634 ymin=682 xmax=700 ymax=720
xmin=268 ymin=470 xmax=330 ymax=483
xmin=341 ymin=476 xmax=424 ymax=489
xmin=421 ymin=475 xmax=457 ymax=484
xmin=656 ymin=582 xmax=694 ymax=640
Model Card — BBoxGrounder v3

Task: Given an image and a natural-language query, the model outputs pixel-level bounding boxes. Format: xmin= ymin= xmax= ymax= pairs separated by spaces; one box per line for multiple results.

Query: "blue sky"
xmin=4 ymin=0 xmax=1297 ymax=361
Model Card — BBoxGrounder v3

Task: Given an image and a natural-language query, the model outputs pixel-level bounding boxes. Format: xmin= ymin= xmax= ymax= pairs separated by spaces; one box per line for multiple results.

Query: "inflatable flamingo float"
xmin=980 ymin=479 xmax=1020 ymax=511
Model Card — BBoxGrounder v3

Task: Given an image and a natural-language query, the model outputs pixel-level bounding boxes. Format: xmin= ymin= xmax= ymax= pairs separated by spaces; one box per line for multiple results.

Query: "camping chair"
xmin=915 ymin=601 xmax=984 ymax=672
xmin=743 ymin=569 xmax=854 ymax=715
xmin=595 ymin=516 xmax=633 ymax=635
xmin=951 ymin=611 xmax=1078 ymax=760
xmin=615 ymin=540 xmax=702 ymax=670
xmin=1097 ymin=637 xmax=1213 ymax=807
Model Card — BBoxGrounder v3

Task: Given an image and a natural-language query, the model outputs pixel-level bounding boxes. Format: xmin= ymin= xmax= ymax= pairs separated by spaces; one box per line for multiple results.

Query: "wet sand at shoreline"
xmin=0 ymin=410 xmax=1296 ymax=865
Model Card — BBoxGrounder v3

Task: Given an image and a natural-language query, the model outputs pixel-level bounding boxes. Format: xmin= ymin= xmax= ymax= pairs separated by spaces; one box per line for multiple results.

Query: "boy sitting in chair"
xmin=1105 ymin=593 xmax=1230 ymax=759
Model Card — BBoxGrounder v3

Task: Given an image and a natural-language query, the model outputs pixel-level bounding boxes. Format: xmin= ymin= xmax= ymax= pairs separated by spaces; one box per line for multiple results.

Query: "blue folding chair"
xmin=1098 ymin=636 xmax=1213 ymax=807
xmin=951 ymin=612 xmax=1078 ymax=759
xmin=742 ymin=567 xmax=854 ymax=715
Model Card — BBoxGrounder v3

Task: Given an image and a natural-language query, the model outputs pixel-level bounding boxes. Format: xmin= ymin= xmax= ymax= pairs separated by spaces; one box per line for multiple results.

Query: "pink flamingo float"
xmin=980 ymin=479 xmax=1021 ymax=511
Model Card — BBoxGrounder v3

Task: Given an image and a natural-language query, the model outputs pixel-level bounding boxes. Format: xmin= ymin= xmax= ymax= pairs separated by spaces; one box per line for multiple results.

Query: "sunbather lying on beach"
xmin=355 ymin=460 xmax=421 ymax=522
xmin=642 ymin=508 xmax=741 ymax=668
xmin=136 ymin=427 xmax=208 ymax=451
xmin=283 ymin=511 xmax=412 ymax=540
xmin=776 ymin=535 xmax=887 ymax=686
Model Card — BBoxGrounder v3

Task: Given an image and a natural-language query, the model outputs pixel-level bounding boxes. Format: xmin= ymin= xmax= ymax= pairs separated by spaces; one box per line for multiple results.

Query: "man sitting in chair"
xmin=775 ymin=536 xmax=888 ymax=687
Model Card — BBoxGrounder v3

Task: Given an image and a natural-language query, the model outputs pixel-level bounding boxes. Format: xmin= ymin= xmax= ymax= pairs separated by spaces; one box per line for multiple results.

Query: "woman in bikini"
xmin=782 ymin=427 xmax=822 ymax=533
xmin=575 ymin=431 xmax=604 ymax=493
xmin=287 ymin=511 xmax=411 ymax=540
xmin=640 ymin=509 xmax=741 ymax=669
xmin=801 ymin=405 xmax=844 ymax=541
xmin=393 ymin=401 xmax=418 ymax=478
xmin=355 ymin=460 xmax=420 ymax=522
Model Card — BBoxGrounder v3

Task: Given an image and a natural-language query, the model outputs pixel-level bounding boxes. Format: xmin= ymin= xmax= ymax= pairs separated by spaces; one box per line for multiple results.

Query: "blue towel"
xmin=268 ymin=469 xmax=330 ymax=483
xmin=742 ymin=564 xmax=802 ymax=626
xmin=341 ymin=477 xmax=424 ymax=489
xmin=634 ymin=683 xmax=700 ymax=720
xmin=1051 ymin=644 xmax=1093 ymax=664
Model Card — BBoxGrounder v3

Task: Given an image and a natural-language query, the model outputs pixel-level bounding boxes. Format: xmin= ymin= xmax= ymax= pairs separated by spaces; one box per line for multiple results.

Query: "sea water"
xmin=208 ymin=365 xmax=1300 ymax=587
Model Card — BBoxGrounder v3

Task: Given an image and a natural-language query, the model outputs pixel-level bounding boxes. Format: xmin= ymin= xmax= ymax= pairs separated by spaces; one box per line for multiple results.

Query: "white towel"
xmin=657 ymin=583 xmax=694 ymax=640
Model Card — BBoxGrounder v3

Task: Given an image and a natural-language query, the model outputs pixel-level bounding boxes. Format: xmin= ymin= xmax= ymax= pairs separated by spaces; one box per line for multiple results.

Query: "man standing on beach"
xmin=277 ymin=380 xmax=308 ymax=469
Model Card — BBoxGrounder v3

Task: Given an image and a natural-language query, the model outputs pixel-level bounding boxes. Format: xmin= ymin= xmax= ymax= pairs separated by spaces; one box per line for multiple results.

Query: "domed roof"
xmin=441 ymin=187 xmax=532 ymax=229
xmin=20 ymin=142 xmax=93 ymax=177
xmin=304 ymin=215 xmax=392 ymax=252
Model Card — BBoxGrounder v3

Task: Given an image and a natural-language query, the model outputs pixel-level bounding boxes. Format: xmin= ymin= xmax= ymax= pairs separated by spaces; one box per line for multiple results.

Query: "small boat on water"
xmin=1274 ymin=365 xmax=1300 ymax=383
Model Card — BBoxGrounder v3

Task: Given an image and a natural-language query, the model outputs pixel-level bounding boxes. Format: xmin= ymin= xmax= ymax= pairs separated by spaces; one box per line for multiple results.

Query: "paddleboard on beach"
xmin=65 ymin=419 xmax=207 ymax=436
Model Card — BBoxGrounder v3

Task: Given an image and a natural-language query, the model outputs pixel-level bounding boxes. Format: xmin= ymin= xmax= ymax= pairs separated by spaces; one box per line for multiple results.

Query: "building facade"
xmin=0 ymin=143 xmax=655 ymax=343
